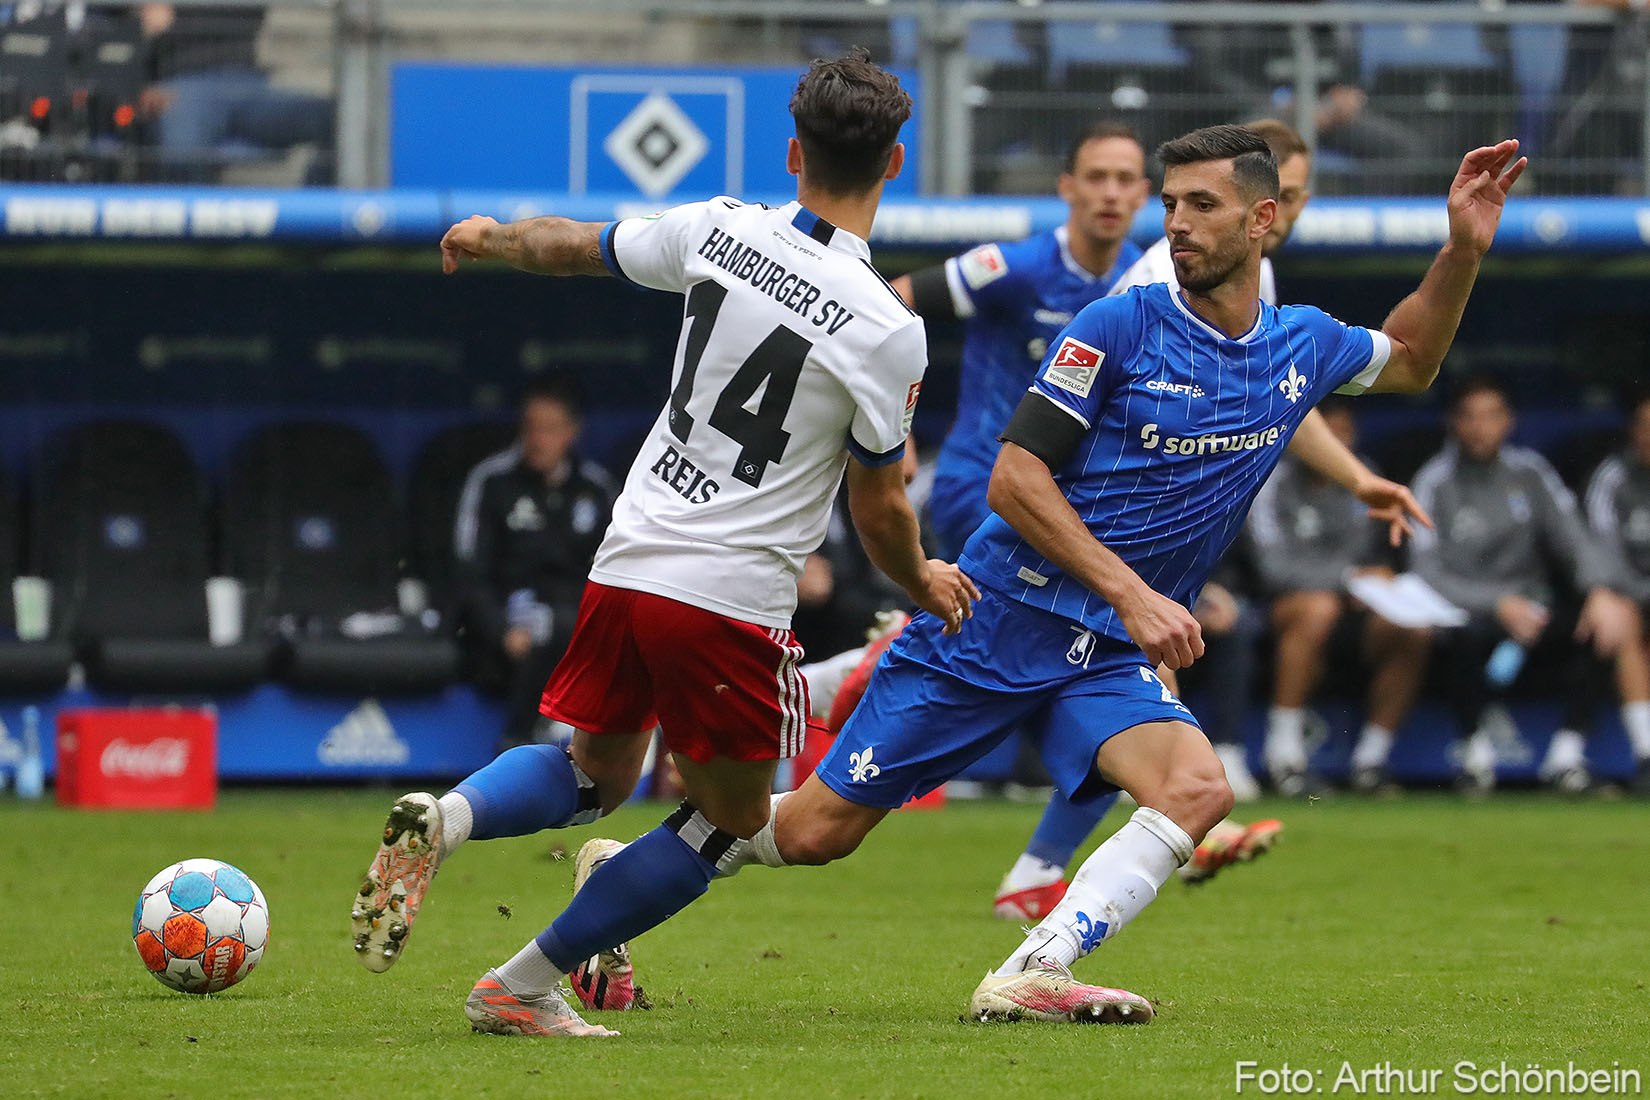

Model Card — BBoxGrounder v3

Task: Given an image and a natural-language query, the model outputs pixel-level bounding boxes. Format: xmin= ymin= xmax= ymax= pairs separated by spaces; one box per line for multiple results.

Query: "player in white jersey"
xmin=347 ymin=52 xmax=976 ymax=1038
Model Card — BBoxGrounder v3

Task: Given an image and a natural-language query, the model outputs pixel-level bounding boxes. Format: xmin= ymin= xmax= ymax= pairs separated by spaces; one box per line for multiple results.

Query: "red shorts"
xmin=541 ymin=581 xmax=811 ymax=763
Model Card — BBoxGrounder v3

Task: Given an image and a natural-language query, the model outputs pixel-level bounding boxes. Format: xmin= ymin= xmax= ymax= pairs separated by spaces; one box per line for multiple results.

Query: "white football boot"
xmin=465 ymin=968 xmax=619 ymax=1037
xmin=352 ymin=792 xmax=443 ymax=972
xmin=969 ymin=957 xmax=1154 ymax=1023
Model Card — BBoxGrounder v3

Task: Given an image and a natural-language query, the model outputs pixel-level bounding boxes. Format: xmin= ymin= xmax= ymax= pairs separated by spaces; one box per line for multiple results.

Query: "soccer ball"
xmin=132 ymin=858 xmax=270 ymax=994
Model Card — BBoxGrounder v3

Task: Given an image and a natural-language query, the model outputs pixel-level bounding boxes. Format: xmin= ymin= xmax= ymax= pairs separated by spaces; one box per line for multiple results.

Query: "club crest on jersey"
xmin=1278 ymin=364 xmax=1307 ymax=404
xmin=958 ymin=243 xmax=1008 ymax=290
xmin=901 ymin=381 xmax=922 ymax=434
xmin=848 ymin=747 xmax=881 ymax=783
xmin=1045 ymin=337 xmax=1103 ymax=398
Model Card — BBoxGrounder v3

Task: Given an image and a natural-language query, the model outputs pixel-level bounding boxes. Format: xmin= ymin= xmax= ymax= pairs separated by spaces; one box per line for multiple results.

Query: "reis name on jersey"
xmin=591 ymin=198 xmax=927 ymax=630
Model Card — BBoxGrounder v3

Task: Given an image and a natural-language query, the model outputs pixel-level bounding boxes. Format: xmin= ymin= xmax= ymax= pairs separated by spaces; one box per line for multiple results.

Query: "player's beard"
xmin=1173 ymin=232 xmax=1249 ymax=294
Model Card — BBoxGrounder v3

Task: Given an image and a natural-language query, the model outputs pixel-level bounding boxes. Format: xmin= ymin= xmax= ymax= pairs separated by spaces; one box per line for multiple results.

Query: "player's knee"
xmin=1165 ymin=769 xmax=1234 ymax=837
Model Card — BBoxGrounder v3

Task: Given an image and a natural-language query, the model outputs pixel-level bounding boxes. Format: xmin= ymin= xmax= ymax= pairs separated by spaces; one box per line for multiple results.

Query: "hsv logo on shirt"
xmin=1044 ymin=336 xmax=1104 ymax=398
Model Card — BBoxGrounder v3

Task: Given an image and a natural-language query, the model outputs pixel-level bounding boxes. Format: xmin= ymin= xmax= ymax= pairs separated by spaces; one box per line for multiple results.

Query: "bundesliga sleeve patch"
xmin=958 ymin=244 xmax=1009 ymax=290
xmin=1043 ymin=337 xmax=1104 ymax=398
xmin=901 ymin=381 xmax=922 ymax=435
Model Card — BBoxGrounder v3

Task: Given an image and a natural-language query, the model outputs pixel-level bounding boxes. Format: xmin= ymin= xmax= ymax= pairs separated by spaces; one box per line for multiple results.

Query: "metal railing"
xmin=0 ymin=1 xmax=1642 ymax=196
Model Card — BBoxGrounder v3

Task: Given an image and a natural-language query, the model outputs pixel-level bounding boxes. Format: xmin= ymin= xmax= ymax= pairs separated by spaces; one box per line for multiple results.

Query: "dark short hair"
xmin=1157 ymin=124 xmax=1279 ymax=202
xmin=789 ymin=48 xmax=913 ymax=195
xmin=522 ymin=374 xmax=582 ymax=417
xmin=1244 ymin=118 xmax=1310 ymax=166
xmin=1450 ymin=373 xmax=1510 ymax=412
xmin=1061 ymin=120 xmax=1144 ymax=175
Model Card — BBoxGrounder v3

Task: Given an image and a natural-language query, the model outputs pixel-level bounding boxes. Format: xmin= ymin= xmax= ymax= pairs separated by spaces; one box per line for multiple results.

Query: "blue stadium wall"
xmin=2 ymin=187 xmax=1648 ymax=784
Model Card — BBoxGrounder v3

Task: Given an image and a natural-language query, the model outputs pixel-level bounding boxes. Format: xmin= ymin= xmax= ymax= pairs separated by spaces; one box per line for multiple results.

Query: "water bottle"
xmin=1484 ymin=639 xmax=1526 ymax=689
xmin=14 ymin=707 xmax=44 ymax=800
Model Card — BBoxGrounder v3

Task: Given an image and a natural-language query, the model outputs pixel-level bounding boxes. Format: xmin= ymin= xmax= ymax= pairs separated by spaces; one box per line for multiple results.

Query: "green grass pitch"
xmin=2 ymin=790 xmax=1646 ymax=1099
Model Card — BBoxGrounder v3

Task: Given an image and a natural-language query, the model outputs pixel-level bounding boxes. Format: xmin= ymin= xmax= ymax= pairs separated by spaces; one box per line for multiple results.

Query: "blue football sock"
xmin=1025 ymin=789 xmax=1121 ymax=869
xmin=535 ymin=804 xmax=739 ymax=973
xmin=453 ymin=745 xmax=600 ymax=840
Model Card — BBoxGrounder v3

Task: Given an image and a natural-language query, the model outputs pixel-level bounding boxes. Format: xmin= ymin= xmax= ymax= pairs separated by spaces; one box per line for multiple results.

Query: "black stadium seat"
xmin=224 ymin=421 xmax=459 ymax=694
xmin=33 ymin=421 xmax=268 ymax=692
xmin=0 ymin=463 xmax=74 ymax=692
xmin=407 ymin=420 xmax=515 ymax=624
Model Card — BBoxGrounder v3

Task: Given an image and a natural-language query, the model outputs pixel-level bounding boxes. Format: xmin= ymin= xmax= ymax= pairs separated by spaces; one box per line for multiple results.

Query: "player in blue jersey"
xmin=879 ymin=119 xmax=1427 ymax=920
xmin=723 ymin=126 xmax=1524 ymax=1022
xmin=891 ymin=120 xmax=1150 ymax=560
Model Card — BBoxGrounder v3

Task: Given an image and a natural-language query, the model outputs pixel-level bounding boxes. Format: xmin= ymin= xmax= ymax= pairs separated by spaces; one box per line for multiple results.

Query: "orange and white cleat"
xmin=991 ymin=878 xmax=1069 ymax=922
xmin=352 ymin=793 xmax=443 ymax=972
xmin=968 ymin=957 xmax=1154 ymax=1024
xmin=566 ymin=838 xmax=647 ymax=1012
xmin=465 ymin=969 xmax=619 ymax=1037
xmin=1177 ymin=818 xmax=1283 ymax=884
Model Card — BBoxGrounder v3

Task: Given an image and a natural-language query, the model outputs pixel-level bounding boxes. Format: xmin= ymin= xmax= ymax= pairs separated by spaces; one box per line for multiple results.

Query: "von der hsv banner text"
xmin=5 ymin=187 xmax=1650 ymax=253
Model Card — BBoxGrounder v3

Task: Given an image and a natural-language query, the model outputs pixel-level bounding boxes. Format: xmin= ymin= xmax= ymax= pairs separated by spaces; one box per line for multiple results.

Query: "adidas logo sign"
xmin=318 ymin=700 xmax=410 ymax=766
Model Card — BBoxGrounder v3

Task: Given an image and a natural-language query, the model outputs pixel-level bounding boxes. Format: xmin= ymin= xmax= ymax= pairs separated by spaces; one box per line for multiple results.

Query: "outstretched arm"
xmin=1287 ymin=410 xmax=1433 ymax=545
xmin=440 ymin=214 xmax=610 ymax=277
xmin=987 ymin=441 xmax=1203 ymax=669
xmin=1370 ymin=140 xmax=1526 ymax=394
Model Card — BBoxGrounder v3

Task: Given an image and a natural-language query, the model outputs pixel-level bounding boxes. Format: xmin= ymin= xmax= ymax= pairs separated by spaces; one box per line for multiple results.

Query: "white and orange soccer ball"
xmin=132 ymin=859 xmax=269 ymax=994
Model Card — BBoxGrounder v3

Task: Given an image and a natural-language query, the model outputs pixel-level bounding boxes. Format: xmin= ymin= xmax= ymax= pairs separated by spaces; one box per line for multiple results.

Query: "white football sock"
xmin=799 ymin=647 xmax=866 ymax=719
xmin=1264 ymin=707 xmax=1308 ymax=773
xmin=724 ymin=793 xmax=790 ymax=873
xmin=437 ymin=791 xmax=474 ymax=860
xmin=1621 ymin=702 xmax=1650 ymax=760
xmin=1541 ymin=728 xmax=1587 ymax=776
xmin=495 ymin=939 xmax=563 ymax=996
xmin=1001 ymin=852 xmax=1064 ymax=893
xmin=994 ymin=807 xmax=1192 ymax=977
xmin=1350 ymin=724 xmax=1395 ymax=771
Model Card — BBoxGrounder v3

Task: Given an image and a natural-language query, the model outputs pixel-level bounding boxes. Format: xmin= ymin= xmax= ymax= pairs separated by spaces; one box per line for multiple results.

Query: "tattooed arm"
xmin=440 ymin=214 xmax=609 ymax=277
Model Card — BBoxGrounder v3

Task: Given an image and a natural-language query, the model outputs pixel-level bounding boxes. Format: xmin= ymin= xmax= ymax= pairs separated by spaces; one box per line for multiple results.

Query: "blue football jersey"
xmin=932 ymin=228 xmax=1144 ymax=499
xmin=959 ymin=282 xmax=1391 ymax=641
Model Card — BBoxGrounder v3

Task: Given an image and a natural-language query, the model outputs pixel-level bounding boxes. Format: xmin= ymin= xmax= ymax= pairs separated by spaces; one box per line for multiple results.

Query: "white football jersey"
xmin=590 ymin=198 xmax=927 ymax=628
xmin=1109 ymin=237 xmax=1278 ymax=306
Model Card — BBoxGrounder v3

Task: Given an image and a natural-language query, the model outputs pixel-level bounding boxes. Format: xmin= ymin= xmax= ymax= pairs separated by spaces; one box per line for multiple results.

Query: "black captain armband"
xmin=999 ymin=391 xmax=1087 ymax=472
xmin=906 ymin=264 xmax=957 ymax=321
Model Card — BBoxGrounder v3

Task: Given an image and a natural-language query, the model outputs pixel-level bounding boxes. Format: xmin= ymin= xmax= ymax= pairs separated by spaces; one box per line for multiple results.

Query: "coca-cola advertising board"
xmin=56 ymin=709 xmax=216 ymax=809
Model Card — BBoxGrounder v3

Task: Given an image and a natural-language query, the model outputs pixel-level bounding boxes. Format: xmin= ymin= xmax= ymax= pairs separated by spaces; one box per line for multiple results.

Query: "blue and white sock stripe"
xmin=664 ymin=803 xmax=747 ymax=875
xmin=769 ymin=628 xmax=807 ymax=758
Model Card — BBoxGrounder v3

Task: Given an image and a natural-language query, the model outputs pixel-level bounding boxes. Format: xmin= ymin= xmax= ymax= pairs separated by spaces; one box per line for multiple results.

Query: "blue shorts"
xmin=817 ymin=585 xmax=1198 ymax=810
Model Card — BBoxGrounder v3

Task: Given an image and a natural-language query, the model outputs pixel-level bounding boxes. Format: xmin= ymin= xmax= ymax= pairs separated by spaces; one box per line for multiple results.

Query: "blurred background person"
xmin=1583 ymin=391 xmax=1650 ymax=795
xmin=1247 ymin=399 xmax=1432 ymax=796
xmin=137 ymin=3 xmax=332 ymax=182
xmin=453 ymin=377 xmax=616 ymax=751
xmin=1400 ymin=376 xmax=1638 ymax=794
